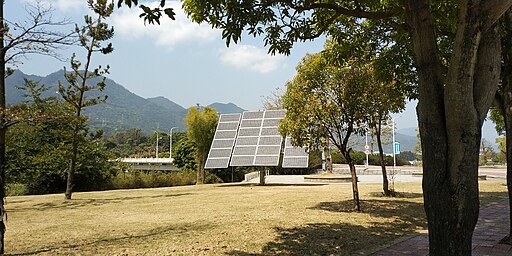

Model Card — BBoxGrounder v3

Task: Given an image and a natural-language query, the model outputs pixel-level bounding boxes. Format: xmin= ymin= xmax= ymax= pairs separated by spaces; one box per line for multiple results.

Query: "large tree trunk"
xmin=505 ymin=96 xmax=512 ymax=243
xmin=0 ymin=1 xmax=7 ymax=252
xmin=406 ymin=1 xmax=505 ymax=255
xmin=500 ymin=9 xmax=512 ymax=244
xmin=375 ymin=122 xmax=391 ymax=196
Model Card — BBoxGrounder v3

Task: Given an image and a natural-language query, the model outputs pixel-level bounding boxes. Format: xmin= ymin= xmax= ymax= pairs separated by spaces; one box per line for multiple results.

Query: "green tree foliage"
xmin=59 ymin=0 xmax=114 ymax=200
xmin=281 ymin=52 xmax=370 ymax=211
xmin=172 ymin=136 xmax=197 ymax=171
xmin=185 ymin=107 xmax=218 ymax=184
xmin=6 ymin=118 xmax=115 ymax=195
xmin=105 ymin=128 xmax=148 ymax=157
xmin=0 ymin=2 xmax=74 ymax=251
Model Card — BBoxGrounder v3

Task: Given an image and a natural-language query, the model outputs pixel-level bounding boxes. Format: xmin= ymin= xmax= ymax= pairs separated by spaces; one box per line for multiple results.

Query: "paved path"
xmin=247 ymin=174 xmax=423 ymax=184
xmin=372 ymin=199 xmax=512 ymax=256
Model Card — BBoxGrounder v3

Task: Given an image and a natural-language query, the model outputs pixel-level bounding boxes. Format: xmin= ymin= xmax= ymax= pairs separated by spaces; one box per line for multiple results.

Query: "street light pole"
xmin=170 ymin=127 xmax=177 ymax=161
xmin=392 ymin=118 xmax=396 ymax=171
xmin=156 ymin=130 xmax=159 ymax=158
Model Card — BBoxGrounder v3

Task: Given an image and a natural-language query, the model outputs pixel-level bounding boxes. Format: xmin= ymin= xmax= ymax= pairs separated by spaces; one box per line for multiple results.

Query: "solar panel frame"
xmin=206 ymin=110 xmax=309 ymax=169
xmin=204 ymin=113 xmax=241 ymax=169
xmin=281 ymin=136 xmax=309 ymax=168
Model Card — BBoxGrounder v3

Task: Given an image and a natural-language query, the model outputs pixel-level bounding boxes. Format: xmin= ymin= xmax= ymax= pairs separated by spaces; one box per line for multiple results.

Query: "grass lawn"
xmin=5 ymin=180 xmax=508 ymax=255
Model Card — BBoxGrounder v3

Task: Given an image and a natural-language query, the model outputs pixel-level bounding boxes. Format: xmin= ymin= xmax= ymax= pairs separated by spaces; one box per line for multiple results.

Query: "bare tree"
xmin=0 ymin=1 xmax=74 ymax=253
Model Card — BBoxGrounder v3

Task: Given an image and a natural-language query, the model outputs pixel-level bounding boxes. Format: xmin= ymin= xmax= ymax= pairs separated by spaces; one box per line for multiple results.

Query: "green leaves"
xmin=184 ymin=107 xmax=218 ymax=177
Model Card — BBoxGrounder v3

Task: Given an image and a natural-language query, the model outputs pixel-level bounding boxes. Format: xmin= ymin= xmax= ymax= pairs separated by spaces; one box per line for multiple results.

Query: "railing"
xmin=244 ymin=171 xmax=260 ymax=182
xmin=120 ymin=158 xmax=174 ymax=164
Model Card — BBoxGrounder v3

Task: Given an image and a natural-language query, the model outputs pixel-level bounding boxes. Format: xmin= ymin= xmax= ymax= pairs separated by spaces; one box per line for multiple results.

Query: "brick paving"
xmin=372 ymin=199 xmax=512 ymax=256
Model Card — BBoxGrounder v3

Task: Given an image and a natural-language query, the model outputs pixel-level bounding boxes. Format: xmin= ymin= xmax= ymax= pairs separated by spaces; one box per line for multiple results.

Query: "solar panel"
xmin=232 ymin=146 xmax=257 ymax=155
xmin=282 ymin=157 xmax=309 ymax=168
xmin=264 ymin=109 xmax=286 ymax=119
xmin=238 ymin=128 xmax=261 ymax=136
xmin=205 ymin=110 xmax=308 ymax=169
xmin=230 ymin=110 xmax=285 ymax=167
xmin=282 ymin=136 xmax=309 ymax=168
xmin=230 ymin=155 xmax=255 ymax=166
xmin=254 ymin=155 xmax=280 ymax=166
xmin=204 ymin=113 xmax=241 ymax=169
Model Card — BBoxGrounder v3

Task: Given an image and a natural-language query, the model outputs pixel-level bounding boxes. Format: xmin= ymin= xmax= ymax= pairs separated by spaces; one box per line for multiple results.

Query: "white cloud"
xmin=55 ymin=0 xmax=87 ymax=12
xmin=110 ymin=1 xmax=219 ymax=51
xmin=21 ymin=0 xmax=87 ymax=12
xmin=219 ymin=44 xmax=286 ymax=74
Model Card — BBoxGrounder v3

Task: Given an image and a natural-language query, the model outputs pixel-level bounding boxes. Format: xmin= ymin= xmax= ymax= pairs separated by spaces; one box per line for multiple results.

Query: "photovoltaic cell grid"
xmin=282 ymin=137 xmax=309 ymax=168
xmin=205 ymin=110 xmax=309 ymax=169
xmin=204 ymin=113 xmax=241 ymax=169
xmin=230 ymin=110 xmax=285 ymax=166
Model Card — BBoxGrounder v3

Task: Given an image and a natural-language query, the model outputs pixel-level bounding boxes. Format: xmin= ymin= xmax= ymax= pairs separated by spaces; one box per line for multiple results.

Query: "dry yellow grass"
xmin=5 ymin=180 xmax=508 ymax=255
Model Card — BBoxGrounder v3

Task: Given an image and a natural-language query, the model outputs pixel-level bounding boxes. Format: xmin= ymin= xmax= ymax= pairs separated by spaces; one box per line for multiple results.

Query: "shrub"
xmin=110 ymin=170 xmax=197 ymax=189
xmin=6 ymin=183 xmax=28 ymax=196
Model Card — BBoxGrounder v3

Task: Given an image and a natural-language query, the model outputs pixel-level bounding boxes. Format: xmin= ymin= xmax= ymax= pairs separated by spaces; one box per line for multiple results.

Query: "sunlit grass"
xmin=5 ymin=180 xmax=507 ymax=255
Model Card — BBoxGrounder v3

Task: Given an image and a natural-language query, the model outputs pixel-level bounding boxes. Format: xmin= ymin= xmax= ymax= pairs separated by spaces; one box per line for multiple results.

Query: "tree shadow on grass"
xmin=226 ymin=222 xmax=421 ymax=256
xmin=226 ymin=199 xmax=426 ymax=256
xmin=218 ymin=183 xmax=326 ymax=188
xmin=10 ymin=193 xmax=193 ymax=212
xmin=7 ymin=222 xmax=214 ymax=256
xmin=479 ymin=191 xmax=508 ymax=206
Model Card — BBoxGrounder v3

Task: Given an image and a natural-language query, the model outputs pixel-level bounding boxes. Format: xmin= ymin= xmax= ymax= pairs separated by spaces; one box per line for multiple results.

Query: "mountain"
xmin=7 ymin=70 xmax=187 ymax=134
xmin=349 ymin=132 xmax=418 ymax=153
xmin=397 ymin=127 xmax=418 ymax=138
xmin=208 ymin=102 xmax=246 ymax=114
xmin=147 ymin=96 xmax=187 ymax=114
xmin=395 ymin=132 xmax=418 ymax=152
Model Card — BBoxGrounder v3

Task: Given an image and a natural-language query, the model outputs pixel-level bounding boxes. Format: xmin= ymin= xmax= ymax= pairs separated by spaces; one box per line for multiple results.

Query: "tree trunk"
xmin=500 ymin=9 xmax=512 ymax=244
xmin=506 ymin=98 xmax=512 ymax=243
xmin=406 ymin=1 xmax=504 ymax=254
xmin=65 ymin=132 xmax=78 ymax=199
xmin=375 ymin=122 xmax=391 ymax=196
xmin=0 ymin=1 xmax=7 ymax=252
xmin=323 ymin=142 xmax=332 ymax=174
xmin=196 ymin=157 xmax=205 ymax=184
xmin=343 ymin=149 xmax=360 ymax=211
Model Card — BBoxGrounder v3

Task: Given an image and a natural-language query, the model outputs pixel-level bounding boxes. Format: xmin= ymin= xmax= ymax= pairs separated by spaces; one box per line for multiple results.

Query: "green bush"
xmin=6 ymin=183 xmax=28 ymax=196
xmin=111 ymin=170 xmax=197 ymax=189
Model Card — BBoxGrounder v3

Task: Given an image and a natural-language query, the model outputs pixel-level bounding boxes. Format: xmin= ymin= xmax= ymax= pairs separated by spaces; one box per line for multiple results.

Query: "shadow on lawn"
xmin=7 ymin=222 xmax=213 ymax=256
xmin=219 ymin=183 xmax=326 ymax=188
xmin=10 ymin=193 xmax=193 ymax=212
xmin=226 ymin=198 xmax=426 ymax=256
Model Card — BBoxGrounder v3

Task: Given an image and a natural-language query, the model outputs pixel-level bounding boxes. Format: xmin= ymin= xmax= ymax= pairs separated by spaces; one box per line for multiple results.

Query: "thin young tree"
xmin=184 ymin=106 xmax=218 ymax=184
xmin=281 ymin=52 xmax=369 ymax=211
xmin=0 ymin=1 xmax=74 ymax=252
xmin=59 ymin=0 xmax=114 ymax=200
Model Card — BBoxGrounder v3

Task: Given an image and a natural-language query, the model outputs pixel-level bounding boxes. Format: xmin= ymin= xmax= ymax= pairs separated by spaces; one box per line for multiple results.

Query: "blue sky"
xmin=7 ymin=0 xmax=501 ymax=142
xmin=8 ymin=0 xmax=325 ymax=111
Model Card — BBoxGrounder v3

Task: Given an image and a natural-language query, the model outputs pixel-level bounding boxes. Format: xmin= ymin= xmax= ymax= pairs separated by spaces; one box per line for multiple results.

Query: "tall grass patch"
xmin=111 ymin=171 xmax=197 ymax=189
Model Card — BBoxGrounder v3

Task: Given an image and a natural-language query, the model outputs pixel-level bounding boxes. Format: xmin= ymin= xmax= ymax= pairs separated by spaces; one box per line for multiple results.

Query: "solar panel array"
xmin=282 ymin=137 xmax=309 ymax=168
xmin=204 ymin=113 xmax=241 ymax=169
xmin=230 ymin=110 xmax=285 ymax=166
xmin=205 ymin=110 xmax=308 ymax=169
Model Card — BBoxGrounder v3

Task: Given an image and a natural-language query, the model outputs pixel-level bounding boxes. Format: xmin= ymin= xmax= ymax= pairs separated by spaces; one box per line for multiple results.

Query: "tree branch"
xmin=294 ymin=2 xmax=401 ymax=20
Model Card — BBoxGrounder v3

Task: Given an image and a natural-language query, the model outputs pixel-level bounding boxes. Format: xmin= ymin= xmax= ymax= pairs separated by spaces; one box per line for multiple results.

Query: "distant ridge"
xmin=7 ymin=70 xmax=195 ymax=134
xmin=208 ymin=102 xmax=246 ymax=114
xmin=7 ymin=70 xmax=247 ymax=134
